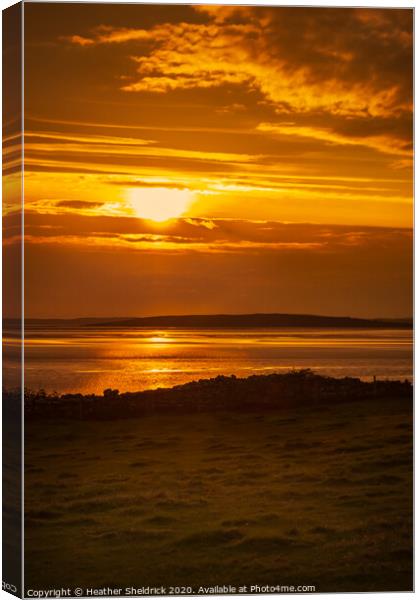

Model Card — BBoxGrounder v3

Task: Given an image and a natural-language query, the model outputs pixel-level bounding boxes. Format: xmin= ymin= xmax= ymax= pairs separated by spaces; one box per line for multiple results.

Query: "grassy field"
xmin=25 ymin=396 xmax=412 ymax=593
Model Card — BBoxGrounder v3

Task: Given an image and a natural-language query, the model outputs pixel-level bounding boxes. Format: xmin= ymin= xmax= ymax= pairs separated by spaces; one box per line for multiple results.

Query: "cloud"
xmin=62 ymin=7 xmax=412 ymax=178
xmin=108 ymin=179 xmax=187 ymax=189
xmin=67 ymin=34 xmax=95 ymax=47
xmin=3 ymin=131 xmax=22 ymax=175
xmin=25 ymin=129 xmax=261 ymax=167
xmin=257 ymin=122 xmax=412 ymax=158
xmin=66 ymin=8 xmax=412 ymax=121
xmin=17 ymin=212 xmax=412 ymax=255
xmin=184 ymin=218 xmax=217 ymax=230
xmin=55 ymin=200 xmax=104 ymax=209
xmin=194 ymin=6 xmax=253 ymax=24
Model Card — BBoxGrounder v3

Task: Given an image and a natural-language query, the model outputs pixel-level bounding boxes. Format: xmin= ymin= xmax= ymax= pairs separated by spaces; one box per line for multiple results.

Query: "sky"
xmin=4 ymin=3 xmax=413 ymax=318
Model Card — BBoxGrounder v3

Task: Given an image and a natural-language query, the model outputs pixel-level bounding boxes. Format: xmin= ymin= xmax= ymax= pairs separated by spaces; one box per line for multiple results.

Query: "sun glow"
xmin=149 ymin=336 xmax=170 ymax=344
xmin=127 ymin=187 xmax=194 ymax=222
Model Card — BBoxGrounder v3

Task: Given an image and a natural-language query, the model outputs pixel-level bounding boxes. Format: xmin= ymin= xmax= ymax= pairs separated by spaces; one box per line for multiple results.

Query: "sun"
xmin=127 ymin=187 xmax=194 ymax=222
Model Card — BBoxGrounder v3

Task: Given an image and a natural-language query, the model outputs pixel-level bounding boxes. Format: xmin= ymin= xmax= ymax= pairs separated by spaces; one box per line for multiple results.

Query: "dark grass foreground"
xmin=20 ymin=372 xmax=412 ymax=593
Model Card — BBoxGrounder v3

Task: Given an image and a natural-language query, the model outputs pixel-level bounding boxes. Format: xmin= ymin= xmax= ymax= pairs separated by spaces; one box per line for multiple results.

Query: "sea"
xmin=3 ymin=323 xmax=413 ymax=395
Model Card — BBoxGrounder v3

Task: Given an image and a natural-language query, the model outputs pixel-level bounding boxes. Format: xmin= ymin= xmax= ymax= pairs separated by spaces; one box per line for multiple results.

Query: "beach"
xmin=24 ymin=378 xmax=412 ymax=593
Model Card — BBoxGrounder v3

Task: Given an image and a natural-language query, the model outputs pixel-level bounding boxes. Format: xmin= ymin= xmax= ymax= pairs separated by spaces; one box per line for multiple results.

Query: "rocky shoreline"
xmin=17 ymin=370 xmax=412 ymax=420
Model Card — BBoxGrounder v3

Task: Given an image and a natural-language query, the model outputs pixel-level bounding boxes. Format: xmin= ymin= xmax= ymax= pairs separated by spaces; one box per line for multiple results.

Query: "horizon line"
xmin=4 ymin=311 xmax=413 ymax=322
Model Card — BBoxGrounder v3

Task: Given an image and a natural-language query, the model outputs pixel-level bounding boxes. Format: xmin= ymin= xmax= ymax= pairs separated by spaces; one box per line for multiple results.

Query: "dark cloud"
xmin=60 ymin=6 xmax=412 ymax=157
xmin=108 ymin=180 xmax=186 ymax=189
xmin=68 ymin=7 xmax=412 ymax=119
xmin=55 ymin=200 xmax=104 ymax=209
xmin=18 ymin=212 xmax=412 ymax=253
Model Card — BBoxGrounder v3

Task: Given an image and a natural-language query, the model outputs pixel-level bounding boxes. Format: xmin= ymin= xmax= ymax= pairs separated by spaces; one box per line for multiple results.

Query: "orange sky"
xmin=3 ymin=4 xmax=413 ymax=318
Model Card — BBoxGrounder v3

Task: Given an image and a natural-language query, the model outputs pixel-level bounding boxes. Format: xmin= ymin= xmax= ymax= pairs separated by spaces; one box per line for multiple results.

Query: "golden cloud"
xmin=66 ymin=9 xmax=412 ymax=120
xmin=257 ymin=122 xmax=412 ymax=158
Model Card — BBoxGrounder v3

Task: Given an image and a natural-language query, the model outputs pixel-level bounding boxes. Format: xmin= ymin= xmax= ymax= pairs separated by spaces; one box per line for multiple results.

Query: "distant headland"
xmin=16 ymin=313 xmax=413 ymax=329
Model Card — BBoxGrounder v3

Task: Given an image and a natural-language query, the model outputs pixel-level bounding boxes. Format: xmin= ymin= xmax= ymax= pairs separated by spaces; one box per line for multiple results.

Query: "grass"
xmin=25 ymin=395 xmax=412 ymax=593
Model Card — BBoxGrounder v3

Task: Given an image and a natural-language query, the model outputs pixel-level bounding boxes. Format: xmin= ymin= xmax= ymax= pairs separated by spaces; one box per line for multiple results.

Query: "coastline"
xmin=19 ymin=370 xmax=412 ymax=421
